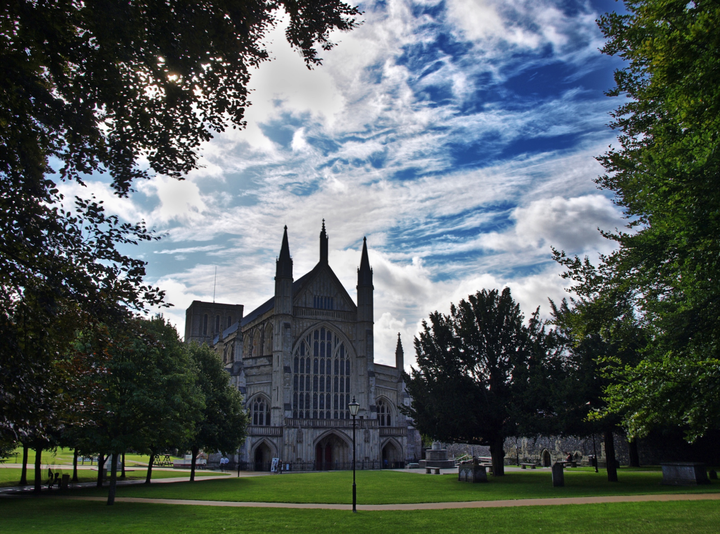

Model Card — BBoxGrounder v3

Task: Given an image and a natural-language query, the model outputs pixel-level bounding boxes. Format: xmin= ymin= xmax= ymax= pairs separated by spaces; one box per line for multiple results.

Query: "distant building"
xmin=185 ymin=301 xmax=244 ymax=346
xmin=187 ymin=223 xmax=421 ymax=470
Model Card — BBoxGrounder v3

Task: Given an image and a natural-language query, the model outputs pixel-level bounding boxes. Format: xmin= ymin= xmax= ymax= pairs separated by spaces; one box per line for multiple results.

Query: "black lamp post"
xmin=348 ymin=396 xmax=360 ymax=513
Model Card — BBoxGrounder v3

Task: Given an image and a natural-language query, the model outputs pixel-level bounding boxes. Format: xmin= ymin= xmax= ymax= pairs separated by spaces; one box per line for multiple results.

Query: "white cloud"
xmin=56 ymin=179 xmax=146 ymax=224
xmin=97 ymin=0 xmax=622 ymax=367
xmin=514 ymin=194 xmax=623 ymax=251
xmin=138 ymin=176 xmax=208 ymax=224
xmin=445 ymin=0 xmax=602 ymax=58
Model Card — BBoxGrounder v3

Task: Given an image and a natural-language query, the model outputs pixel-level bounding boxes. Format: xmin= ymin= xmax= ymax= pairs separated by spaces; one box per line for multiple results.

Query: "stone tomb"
xmin=661 ymin=462 xmax=710 ymax=486
xmin=458 ymin=459 xmax=488 ymax=483
xmin=419 ymin=441 xmax=456 ymax=469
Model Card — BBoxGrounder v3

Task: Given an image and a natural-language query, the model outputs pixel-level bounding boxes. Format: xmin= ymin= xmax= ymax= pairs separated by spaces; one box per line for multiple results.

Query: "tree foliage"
xmin=403 ymin=288 xmax=559 ymax=476
xmin=1 ymin=0 xmax=360 ymax=193
xmin=70 ymin=316 xmax=203 ymax=504
xmin=0 ymin=0 xmax=360 ymax=443
xmin=576 ymin=0 xmax=720 ymax=441
xmin=185 ymin=342 xmax=248 ymax=482
xmin=547 ymin=257 xmax=647 ymax=481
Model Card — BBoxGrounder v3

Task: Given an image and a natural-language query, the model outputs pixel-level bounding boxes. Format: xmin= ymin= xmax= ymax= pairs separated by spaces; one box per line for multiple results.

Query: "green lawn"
xmin=67 ymin=468 xmax=720 ymax=504
xmin=5 ymin=447 xmax=182 ymax=468
xmin=0 ymin=498 xmax=718 ymax=533
xmin=0 ymin=468 xmax=228 ymax=487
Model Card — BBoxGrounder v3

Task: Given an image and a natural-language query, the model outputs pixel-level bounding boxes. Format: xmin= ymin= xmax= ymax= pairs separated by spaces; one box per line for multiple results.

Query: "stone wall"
xmin=430 ymin=429 xmax=720 ymax=467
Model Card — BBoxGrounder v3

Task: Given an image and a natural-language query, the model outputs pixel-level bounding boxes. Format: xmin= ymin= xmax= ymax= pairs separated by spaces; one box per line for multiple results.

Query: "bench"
xmin=520 ymin=463 xmax=538 ymax=469
xmin=155 ymin=454 xmax=174 ymax=467
xmin=425 ymin=467 xmax=441 ymax=474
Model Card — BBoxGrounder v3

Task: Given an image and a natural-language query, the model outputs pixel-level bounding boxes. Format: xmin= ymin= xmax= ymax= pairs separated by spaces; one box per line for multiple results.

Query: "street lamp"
xmin=348 ymin=396 xmax=360 ymax=513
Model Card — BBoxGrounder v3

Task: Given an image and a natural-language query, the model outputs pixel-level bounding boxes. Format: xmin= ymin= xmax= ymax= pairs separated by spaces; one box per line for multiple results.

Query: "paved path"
xmin=52 ymin=492 xmax=720 ymax=510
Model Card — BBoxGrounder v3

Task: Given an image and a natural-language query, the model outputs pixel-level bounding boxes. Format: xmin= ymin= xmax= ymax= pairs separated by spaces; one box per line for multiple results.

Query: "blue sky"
xmin=62 ymin=0 xmax=629 ymax=367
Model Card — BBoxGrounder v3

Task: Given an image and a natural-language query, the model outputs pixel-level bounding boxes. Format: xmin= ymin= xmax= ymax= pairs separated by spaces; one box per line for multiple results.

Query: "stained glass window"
xmin=292 ymin=327 xmax=350 ymax=420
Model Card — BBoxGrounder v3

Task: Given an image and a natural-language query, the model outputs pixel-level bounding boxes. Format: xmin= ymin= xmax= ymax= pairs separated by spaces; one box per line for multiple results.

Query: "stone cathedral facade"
xmin=185 ymin=224 xmax=419 ymax=470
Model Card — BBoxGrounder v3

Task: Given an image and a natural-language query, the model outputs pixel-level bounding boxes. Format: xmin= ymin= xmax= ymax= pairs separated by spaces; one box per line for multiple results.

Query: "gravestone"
xmin=551 ymin=462 xmax=564 ymax=487
xmin=458 ymin=459 xmax=488 ymax=483
xmin=661 ymin=462 xmax=710 ymax=486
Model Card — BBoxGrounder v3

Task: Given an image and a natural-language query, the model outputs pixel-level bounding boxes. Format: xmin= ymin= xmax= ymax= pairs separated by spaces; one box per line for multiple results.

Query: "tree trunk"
xmin=190 ymin=446 xmax=199 ymax=482
xmin=145 ymin=451 xmax=155 ymax=484
xmin=604 ymin=430 xmax=618 ymax=482
xmin=72 ymin=449 xmax=79 ymax=483
xmin=628 ymin=438 xmax=640 ymax=468
xmin=19 ymin=444 xmax=28 ymax=485
xmin=107 ymin=453 xmax=118 ymax=505
xmin=97 ymin=453 xmax=105 ymax=488
xmin=33 ymin=446 xmax=42 ymax=494
xmin=120 ymin=451 xmax=126 ymax=479
xmin=489 ymin=436 xmax=505 ymax=477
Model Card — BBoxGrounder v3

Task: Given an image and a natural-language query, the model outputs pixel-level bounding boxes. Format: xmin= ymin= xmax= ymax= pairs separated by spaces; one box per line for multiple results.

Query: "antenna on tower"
xmin=213 ymin=266 xmax=217 ymax=303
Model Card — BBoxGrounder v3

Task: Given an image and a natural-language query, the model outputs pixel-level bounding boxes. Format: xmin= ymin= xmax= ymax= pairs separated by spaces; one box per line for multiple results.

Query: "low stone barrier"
xmin=661 ymin=462 xmax=710 ymax=486
xmin=458 ymin=460 xmax=487 ymax=483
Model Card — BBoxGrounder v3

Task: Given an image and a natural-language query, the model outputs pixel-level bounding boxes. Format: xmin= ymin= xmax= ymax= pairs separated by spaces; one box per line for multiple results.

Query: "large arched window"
xmin=250 ymin=396 xmax=271 ymax=426
xmin=377 ymin=399 xmax=393 ymax=427
xmin=292 ymin=326 xmax=351 ymax=420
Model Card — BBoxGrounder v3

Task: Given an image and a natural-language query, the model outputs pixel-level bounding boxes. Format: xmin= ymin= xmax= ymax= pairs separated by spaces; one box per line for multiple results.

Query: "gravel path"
xmin=54 ymin=492 xmax=720 ymax=510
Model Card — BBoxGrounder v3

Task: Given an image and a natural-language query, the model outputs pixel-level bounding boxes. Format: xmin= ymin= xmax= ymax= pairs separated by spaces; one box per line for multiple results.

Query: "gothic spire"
xmin=357 ymin=237 xmax=373 ymax=286
xmin=395 ymin=333 xmax=404 ymax=370
xmin=276 ymin=225 xmax=293 ymax=279
xmin=320 ymin=219 xmax=329 ymax=264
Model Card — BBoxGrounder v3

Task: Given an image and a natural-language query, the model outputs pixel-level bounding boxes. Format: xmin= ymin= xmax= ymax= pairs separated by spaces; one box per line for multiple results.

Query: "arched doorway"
xmin=382 ymin=441 xmax=401 ymax=469
xmin=541 ymin=449 xmax=552 ymax=467
xmin=254 ymin=442 xmax=272 ymax=471
xmin=314 ymin=433 xmax=349 ymax=470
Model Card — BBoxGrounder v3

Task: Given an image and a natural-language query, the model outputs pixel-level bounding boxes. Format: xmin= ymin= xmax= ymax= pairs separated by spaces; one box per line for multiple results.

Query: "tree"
xmin=548 ymin=286 xmax=646 ymax=481
xmin=403 ymin=288 xmax=557 ymax=476
xmin=2 ymin=1 xmax=360 ymax=193
xmin=138 ymin=319 xmax=205 ymax=486
xmin=71 ymin=316 xmax=202 ymax=505
xmin=0 ymin=0 xmax=360 ymax=444
xmin=0 ymin=187 xmax=164 ymax=445
xmin=185 ymin=343 xmax=248 ymax=482
xmin=583 ymin=0 xmax=720 ymax=441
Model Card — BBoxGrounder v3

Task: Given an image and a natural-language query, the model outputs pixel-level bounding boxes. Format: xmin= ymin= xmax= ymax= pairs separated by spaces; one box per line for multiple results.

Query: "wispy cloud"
xmin=96 ymin=0 xmax=625 ymax=367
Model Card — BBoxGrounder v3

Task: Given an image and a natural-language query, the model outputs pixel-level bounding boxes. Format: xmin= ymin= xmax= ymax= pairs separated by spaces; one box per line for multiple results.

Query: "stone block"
xmin=661 ymin=462 xmax=710 ymax=486
xmin=551 ymin=462 xmax=564 ymax=487
xmin=458 ymin=462 xmax=488 ymax=483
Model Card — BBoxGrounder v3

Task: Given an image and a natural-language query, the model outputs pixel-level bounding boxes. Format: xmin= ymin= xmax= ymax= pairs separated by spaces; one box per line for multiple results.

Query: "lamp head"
xmin=348 ymin=396 xmax=360 ymax=417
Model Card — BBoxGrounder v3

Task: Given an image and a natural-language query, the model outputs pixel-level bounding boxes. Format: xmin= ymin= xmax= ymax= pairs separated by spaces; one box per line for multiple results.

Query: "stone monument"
xmin=458 ymin=458 xmax=488 ymax=483
xmin=419 ymin=441 xmax=456 ymax=469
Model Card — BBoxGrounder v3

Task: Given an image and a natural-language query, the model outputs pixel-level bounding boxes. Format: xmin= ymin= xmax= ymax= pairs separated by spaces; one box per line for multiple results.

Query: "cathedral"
xmin=185 ymin=223 xmax=419 ymax=470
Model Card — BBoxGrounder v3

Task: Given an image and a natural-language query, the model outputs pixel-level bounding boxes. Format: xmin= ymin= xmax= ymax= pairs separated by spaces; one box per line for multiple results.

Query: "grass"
xmin=65 ymin=468 xmax=720 ymax=504
xmin=4 ymin=447 xmax=183 ymax=467
xmin=0 ymin=468 xmax=228 ymax=487
xmin=1 ymin=497 xmax=719 ymax=533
